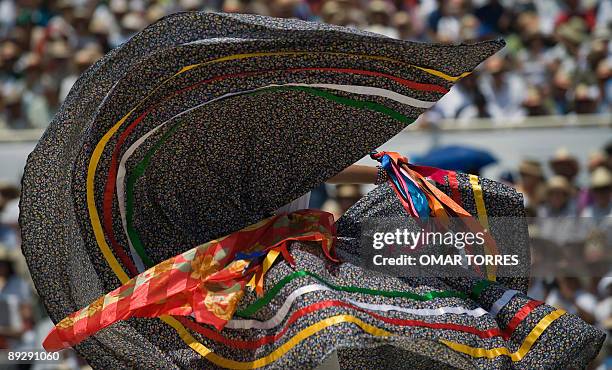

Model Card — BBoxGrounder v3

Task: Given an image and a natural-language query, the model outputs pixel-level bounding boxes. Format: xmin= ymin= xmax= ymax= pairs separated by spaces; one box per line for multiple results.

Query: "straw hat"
xmin=546 ymin=175 xmax=572 ymax=193
xmin=46 ymin=40 xmax=71 ymax=59
xmin=549 ymin=147 xmax=579 ymax=178
xmin=121 ymin=12 xmax=146 ymax=31
xmin=590 ymin=167 xmax=612 ymax=189
xmin=519 ymin=159 xmax=544 ymax=178
xmin=0 ymin=246 xmax=18 ymax=263
xmin=336 ymin=184 xmax=362 ymax=199
xmin=556 ymin=17 xmax=588 ymax=45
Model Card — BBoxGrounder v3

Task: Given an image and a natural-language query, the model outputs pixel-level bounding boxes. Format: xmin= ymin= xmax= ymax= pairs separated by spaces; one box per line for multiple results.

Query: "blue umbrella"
xmin=412 ymin=145 xmax=497 ymax=173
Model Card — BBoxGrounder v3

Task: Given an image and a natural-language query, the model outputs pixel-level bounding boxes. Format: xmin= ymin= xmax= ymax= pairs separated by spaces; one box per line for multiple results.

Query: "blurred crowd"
xmin=0 ymin=0 xmax=610 ymax=129
xmin=520 ymin=142 xmax=612 ymax=369
xmin=514 ymin=142 xmax=612 ymax=369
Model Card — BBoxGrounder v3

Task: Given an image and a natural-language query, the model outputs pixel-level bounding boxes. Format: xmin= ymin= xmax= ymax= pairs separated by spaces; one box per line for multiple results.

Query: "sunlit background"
xmin=0 ymin=1 xmax=610 ymax=368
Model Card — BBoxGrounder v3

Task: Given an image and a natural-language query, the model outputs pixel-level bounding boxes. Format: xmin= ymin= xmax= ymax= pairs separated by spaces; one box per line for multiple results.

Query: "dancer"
xmin=20 ymin=12 xmax=603 ymax=369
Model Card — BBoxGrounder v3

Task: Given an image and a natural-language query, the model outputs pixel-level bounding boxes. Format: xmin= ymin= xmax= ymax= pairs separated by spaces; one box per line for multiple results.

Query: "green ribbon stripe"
xmin=236 ymin=270 xmax=476 ymax=317
xmin=124 ymin=85 xmax=415 ymax=267
xmin=125 ymin=123 xmax=182 ymax=267
xmin=115 ymin=85 xmax=498 ymax=322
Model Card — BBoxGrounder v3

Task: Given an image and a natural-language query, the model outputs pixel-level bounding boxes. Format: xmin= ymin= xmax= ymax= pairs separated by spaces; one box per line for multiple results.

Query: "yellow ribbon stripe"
xmin=162 ymin=315 xmax=212 ymax=357
xmin=205 ymin=315 xmax=392 ymax=369
xmin=87 ymin=110 xmax=136 ymax=284
xmin=247 ymin=249 xmax=280 ymax=289
xmin=469 ymin=174 xmax=497 ymax=281
xmin=85 ymin=50 xmax=468 ymax=363
xmin=469 ymin=174 xmax=488 ymax=229
xmin=177 ymin=51 xmax=469 ymax=82
xmin=87 ymin=51 xmax=470 ymax=283
xmin=440 ymin=309 xmax=566 ymax=361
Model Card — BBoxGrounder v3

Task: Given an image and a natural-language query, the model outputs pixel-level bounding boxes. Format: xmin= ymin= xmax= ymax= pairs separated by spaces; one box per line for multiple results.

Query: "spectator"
xmin=539 ymin=175 xmax=576 ymax=217
xmin=364 ymin=1 xmax=398 ymax=39
xmin=516 ymin=159 xmax=545 ymax=208
xmin=435 ymin=72 xmax=488 ymax=120
xmin=546 ymin=276 xmax=597 ymax=323
xmin=551 ymin=69 xmax=573 ymax=114
xmin=581 ymin=167 xmax=612 ymax=224
xmin=522 ymin=86 xmax=551 ymax=116
xmin=596 ymin=276 xmax=612 ymax=327
xmin=0 ymin=247 xmax=32 ymax=350
xmin=0 ymin=0 xmax=608 ymax=132
xmin=478 ymin=55 xmax=526 ymax=122
xmin=549 ymin=148 xmax=580 ymax=187
xmin=537 ymin=175 xmax=585 ymax=246
xmin=596 ymin=58 xmax=611 ymax=114
xmin=0 ymin=196 xmax=18 ymax=250
xmin=573 ymin=83 xmax=601 ymax=114
xmin=474 ymin=0 xmax=509 ymax=35
xmin=1 ymin=87 xmax=27 ymax=129
xmin=588 ymin=151 xmax=609 ymax=173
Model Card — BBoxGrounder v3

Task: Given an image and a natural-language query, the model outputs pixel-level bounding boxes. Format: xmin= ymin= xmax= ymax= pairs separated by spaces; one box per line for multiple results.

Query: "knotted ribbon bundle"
xmin=43 ymin=210 xmax=337 ymax=351
xmin=371 ymin=151 xmax=499 ymax=279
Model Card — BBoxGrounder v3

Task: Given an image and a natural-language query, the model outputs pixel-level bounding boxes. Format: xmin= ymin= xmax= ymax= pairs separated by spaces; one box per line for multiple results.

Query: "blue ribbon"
xmin=234 ymin=250 xmax=267 ymax=261
xmin=377 ymin=153 xmax=430 ymax=219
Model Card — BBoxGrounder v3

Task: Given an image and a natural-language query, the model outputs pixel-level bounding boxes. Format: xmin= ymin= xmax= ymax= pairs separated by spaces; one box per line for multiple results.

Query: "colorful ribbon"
xmin=371 ymin=152 xmax=499 ymax=280
xmin=177 ymin=298 xmax=549 ymax=354
xmin=440 ymin=309 xmax=566 ymax=361
xmin=237 ymin=269 xmax=468 ymax=317
xmin=78 ymin=49 xmax=477 ymax=363
xmin=43 ymin=210 xmax=337 ymax=351
xmin=174 ymin=305 xmax=563 ymax=369
xmin=183 ymin=300 xmax=505 ymax=351
xmin=227 ymin=284 xmax=489 ymax=330
xmin=121 ymin=86 xmax=415 ymax=272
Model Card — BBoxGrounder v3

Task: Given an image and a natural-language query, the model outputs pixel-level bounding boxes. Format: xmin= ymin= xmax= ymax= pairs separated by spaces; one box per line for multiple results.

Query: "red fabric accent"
xmin=501 ymin=300 xmax=544 ymax=340
xmin=178 ymin=299 xmax=505 ymax=350
xmin=447 ymin=171 xmax=462 ymax=206
xmin=287 ymin=67 xmax=449 ymax=93
xmin=44 ymin=211 xmax=337 ymax=351
xmin=102 ymin=70 xmax=433 ymax=277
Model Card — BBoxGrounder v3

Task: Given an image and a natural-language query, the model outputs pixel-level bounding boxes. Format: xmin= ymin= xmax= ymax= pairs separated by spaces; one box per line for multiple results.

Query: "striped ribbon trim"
xmin=201 ymin=314 xmax=393 ymax=369
xmin=504 ymin=300 xmax=544 ymax=339
xmin=176 ymin=300 xmax=557 ymax=367
xmin=447 ymin=171 xmax=462 ymax=206
xmin=468 ymin=174 xmax=497 ymax=281
xmin=285 ymin=67 xmax=448 ymax=92
xmin=472 ymin=279 xmax=493 ymax=295
xmin=282 ymin=83 xmax=435 ymax=108
xmin=227 ymin=283 xmax=488 ymax=330
xmin=84 ymin=51 xmax=468 ymax=363
xmin=237 ymin=270 xmax=469 ymax=317
xmin=446 ymin=170 xmax=480 ymax=273
xmin=469 ymin=174 xmax=489 ymax=230
xmin=440 ymin=309 xmax=566 ymax=361
xmin=184 ymin=301 xmax=505 ymax=351
xmin=186 ymin=298 xmax=546 ymax=350
xmin=489 ymin=290 xmax=519 ymax=317
xmin=121 ymin=85 xmax=416 ymax=268
xmin=176 ymin=51 xmax=470 ymax=82
xmin=115 ymin=126 xmax=162 ymax=272
xmin=230 ymin=281 xmax=526 ymax=331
